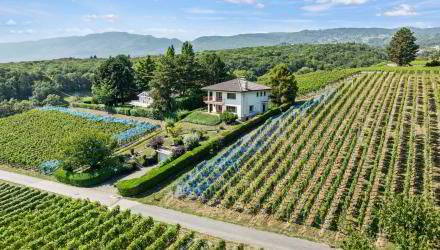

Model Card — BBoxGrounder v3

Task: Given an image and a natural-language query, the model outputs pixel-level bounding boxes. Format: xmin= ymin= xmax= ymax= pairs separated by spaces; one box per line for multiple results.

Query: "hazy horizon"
xmin=1 ymin=0 xmax=439 ymax=43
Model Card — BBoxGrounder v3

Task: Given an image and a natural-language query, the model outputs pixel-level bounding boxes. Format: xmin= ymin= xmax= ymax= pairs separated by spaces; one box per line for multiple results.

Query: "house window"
xmin=226 ymin=106 xmax=237 ymax=113
xmin=227 ymin=93 xmax=236 ymax=100
xmin=256 ymin=92 xmax=259 ymax=97
xmin=264 ymin=91 xmax=266 ymax=96
xmin=249 ymin=105 xmax=254 ymax=113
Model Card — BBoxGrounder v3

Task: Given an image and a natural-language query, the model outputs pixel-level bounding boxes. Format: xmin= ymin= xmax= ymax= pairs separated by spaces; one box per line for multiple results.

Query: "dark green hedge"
xmin=55 ymin=165 xmax=133 ymax=187
xmin=116 ymin=103 xmax=291 ymax=196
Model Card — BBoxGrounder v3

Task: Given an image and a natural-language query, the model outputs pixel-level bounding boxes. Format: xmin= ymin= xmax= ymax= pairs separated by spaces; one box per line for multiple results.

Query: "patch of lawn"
xmin=183 ymin=111 xmax=221 ymax=126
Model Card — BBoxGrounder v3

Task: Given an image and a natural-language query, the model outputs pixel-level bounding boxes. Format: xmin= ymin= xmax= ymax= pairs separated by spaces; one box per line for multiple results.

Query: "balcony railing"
xmin=204 ymin=96 xmax=223 ymax=102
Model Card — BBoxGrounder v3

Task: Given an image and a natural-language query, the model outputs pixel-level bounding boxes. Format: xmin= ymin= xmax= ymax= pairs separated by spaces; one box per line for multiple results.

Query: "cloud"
xmin=9 ymin=29 xmax=34 ymax=34
xmin=5 ymin=19 xmax=16 ymax=25
xmin=84 ymin=14 xmax=118 ymax=22
xmin=186 ymin=8 xmax=216 ymax=14
xmin=383 ymin=4 xmax=417 ymax=17
xmin=224 ymin=0 xmax=265 ymax=8
xmin=302 ymin=0 xmax=368 ymax=12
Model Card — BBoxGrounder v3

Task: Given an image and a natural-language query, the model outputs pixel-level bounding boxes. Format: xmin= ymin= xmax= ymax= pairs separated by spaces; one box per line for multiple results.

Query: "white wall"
xmin=207 ymin=90 xmax=270 ymax=119
xmin=223 ymin=92 xmax=242 ymax=117
xmin=242 ymin=91 xmax=270 ymax=118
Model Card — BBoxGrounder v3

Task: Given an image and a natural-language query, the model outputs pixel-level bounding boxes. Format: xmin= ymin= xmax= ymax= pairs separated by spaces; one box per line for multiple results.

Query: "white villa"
xmin=202 ymin=78 xmax=272 ymax=120
xmin=130 ymin=91 xmax=153 ymax=108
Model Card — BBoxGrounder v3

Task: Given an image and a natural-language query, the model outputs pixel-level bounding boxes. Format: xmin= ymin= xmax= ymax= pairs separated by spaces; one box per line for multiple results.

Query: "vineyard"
xmin=0 ymin=108 xmax=157 ymax=171
xmin=0 ymin=182 xmax=227 ymax=249
xmin=175 ymin=71 xmax=440 ymax=236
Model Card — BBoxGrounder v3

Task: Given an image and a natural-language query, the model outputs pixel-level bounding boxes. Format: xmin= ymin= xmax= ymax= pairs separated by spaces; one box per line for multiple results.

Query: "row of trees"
xmin=92 ymin=42 xmax=230 ymax=112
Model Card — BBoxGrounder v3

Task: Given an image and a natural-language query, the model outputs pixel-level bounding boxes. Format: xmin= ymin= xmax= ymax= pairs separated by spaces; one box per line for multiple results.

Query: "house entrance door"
xmin=216 ymin=105 xmax=223 ymax=113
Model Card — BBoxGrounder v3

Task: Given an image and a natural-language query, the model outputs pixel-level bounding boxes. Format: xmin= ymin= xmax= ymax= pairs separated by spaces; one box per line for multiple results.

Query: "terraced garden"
xmin=174 ymin=70 xmax=440 ymax=237
xmin=0 ymin=182 xmax=229 ymax=249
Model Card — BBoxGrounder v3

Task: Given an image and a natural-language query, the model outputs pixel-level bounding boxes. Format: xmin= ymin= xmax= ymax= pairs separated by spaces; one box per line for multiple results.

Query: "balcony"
xmin=204 ymin=96 xmax=223 ymax=104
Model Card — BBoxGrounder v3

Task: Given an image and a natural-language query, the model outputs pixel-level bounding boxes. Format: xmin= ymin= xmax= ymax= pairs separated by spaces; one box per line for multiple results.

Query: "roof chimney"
xmin=239 ymin=78 xmax=248 ymax=90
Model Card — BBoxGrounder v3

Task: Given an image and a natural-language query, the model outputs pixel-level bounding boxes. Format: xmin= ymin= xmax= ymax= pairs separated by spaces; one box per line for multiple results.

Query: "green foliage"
xmin=198 ymin=53 xmax=229 ymax=86
xmin=232 ymin=69 xmax=255 ymax=81
xmin=176 ymin=42 xmax=199 ymax=95
xmin=60 ymin=131 xmax=117 ymax=171
xmin=32 ymin=80 xmax=59 ymax=101
xmin=0 ymin=59 xmax=95 ymax=102
xmin=260 ymin=64 xmax=298 ymax=105
xmin=0 ymin=109 xmax=130 ymax=167
xmin=206 ymin=43 xmax=386 ymax=77
xmin=387 ymin=28 xmax=419 ymax=66
xmin=43 ymin=94 xmax=67 ymax=106
xmin=55 ymin=163 xmax=132 ymax=187
xmin=342 ymin=229 xmax=376 ymax=250
xmin=426 ymin=60 xmax=440 ymax=67
xmin=0 ymin=99 xmax=33 ymax=118
xmin=183 ymin=133 xmax=201 ymax=150
xmin=183 ymin=111 xmax=221 ymax=126
xmin=93 ymin=55 xmax=135 ymax=105
xmin=220 ymin=112 xmax=238 ymax=124
xmin=150 ymin=46 xmax=178 ymax=112
xmin=134 ymin=55 xmax=155 ymax=91
xmin=380 ymin=195 xmax=440 ymax=249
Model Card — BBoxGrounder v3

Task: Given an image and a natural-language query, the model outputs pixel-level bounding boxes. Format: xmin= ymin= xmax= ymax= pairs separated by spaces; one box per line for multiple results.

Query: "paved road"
xmin=0 ymin=170 xmax=331 ymax=250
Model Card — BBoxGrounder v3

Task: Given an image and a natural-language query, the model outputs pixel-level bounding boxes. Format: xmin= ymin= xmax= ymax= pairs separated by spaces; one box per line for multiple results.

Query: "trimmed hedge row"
xmin=116 ymin=103 xmax=292 ymax=196
xmin=55 ymin=165 xmax=133 ymax=187
xmin=71 ymin=102 xmax=163 ymax=119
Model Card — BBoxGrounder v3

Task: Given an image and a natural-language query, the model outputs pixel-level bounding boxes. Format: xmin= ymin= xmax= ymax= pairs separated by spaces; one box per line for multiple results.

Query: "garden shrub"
xmin=148 ymin=136 xmax=164 ymax=150
xmin=55 ymin=163 xmax=134 ymax=187
xmin=183 ymin=133 xmax=201 ymax=150
xmin=172 ymin=146 xmax=186 ymax=158
xmin=220 ymin=112 xmax=238 ymax=124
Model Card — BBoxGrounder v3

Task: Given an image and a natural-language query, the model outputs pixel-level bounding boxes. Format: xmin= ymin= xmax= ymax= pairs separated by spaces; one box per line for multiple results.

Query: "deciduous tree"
xmin=60 ymin=132 xmax=117 ymax=172
xmin=93 ymin=55 xmax=135 ymax=105
xmin=260 ymin=64 xmax=298 ymax=105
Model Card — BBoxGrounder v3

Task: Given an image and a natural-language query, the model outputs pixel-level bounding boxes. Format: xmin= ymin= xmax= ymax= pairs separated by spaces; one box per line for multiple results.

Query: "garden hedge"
xmin=116 ymin=102 xmax=292 ymax=196
xmin=55 ymin=165 xmax=133 ymax=187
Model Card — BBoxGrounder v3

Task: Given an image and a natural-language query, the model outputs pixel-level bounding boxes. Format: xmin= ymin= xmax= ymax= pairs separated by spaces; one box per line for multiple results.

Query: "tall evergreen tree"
xmin=176 ymin=41 xmax=199 ymax=95
xmin=134 ymin=56 xmax=156 ymax=91
xmin=150 ymin=46 xmax=178 ymax=112
xmin=198 ymin=53 xmax=229 ymax=87
xmin=92 ymin=55 xmax=135 ymax=105
xmin=387 ymin=27 xmax=419 ymax=66
xmin=261 ymin=64 xmax=298 ymax=105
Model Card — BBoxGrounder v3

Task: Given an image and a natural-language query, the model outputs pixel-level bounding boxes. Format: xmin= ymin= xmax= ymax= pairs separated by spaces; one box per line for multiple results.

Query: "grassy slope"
xmin=183 ymin=111 xmax=221 ymax=126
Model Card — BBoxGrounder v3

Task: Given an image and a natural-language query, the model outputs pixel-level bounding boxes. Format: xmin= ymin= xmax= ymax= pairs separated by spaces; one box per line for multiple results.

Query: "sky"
xmin=0 ymin=0 xmax=439 ymax=43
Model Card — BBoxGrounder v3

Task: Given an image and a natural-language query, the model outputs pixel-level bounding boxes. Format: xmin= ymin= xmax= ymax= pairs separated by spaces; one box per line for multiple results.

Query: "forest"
xmin=0 ymin=43 xmax=386 ymax=108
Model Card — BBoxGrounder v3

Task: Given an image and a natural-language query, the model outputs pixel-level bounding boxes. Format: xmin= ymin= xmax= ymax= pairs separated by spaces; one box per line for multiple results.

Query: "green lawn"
xmin=182 ymin=111 xmax=221 ymax=126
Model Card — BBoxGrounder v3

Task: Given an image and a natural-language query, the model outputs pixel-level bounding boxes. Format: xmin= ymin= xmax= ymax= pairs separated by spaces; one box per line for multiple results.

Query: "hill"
xmin=0 ymin=32 xmax=182 ymax=63
xmin=0 ymin=27 xmax=439 ymax=63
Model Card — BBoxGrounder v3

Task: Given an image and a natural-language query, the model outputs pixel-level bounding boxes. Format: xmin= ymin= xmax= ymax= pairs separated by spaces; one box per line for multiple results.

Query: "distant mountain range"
xmin=1 ymin=27 xmax=439 ymax=63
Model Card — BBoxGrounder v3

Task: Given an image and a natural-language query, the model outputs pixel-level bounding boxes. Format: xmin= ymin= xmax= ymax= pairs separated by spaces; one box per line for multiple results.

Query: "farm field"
xmin=154 ymin=70 xmax=440 ymax=243
xmin=0 ymin=182 xmax=232 ymax=249
xmin=0 ymin=107 xmax=157 ymax=171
